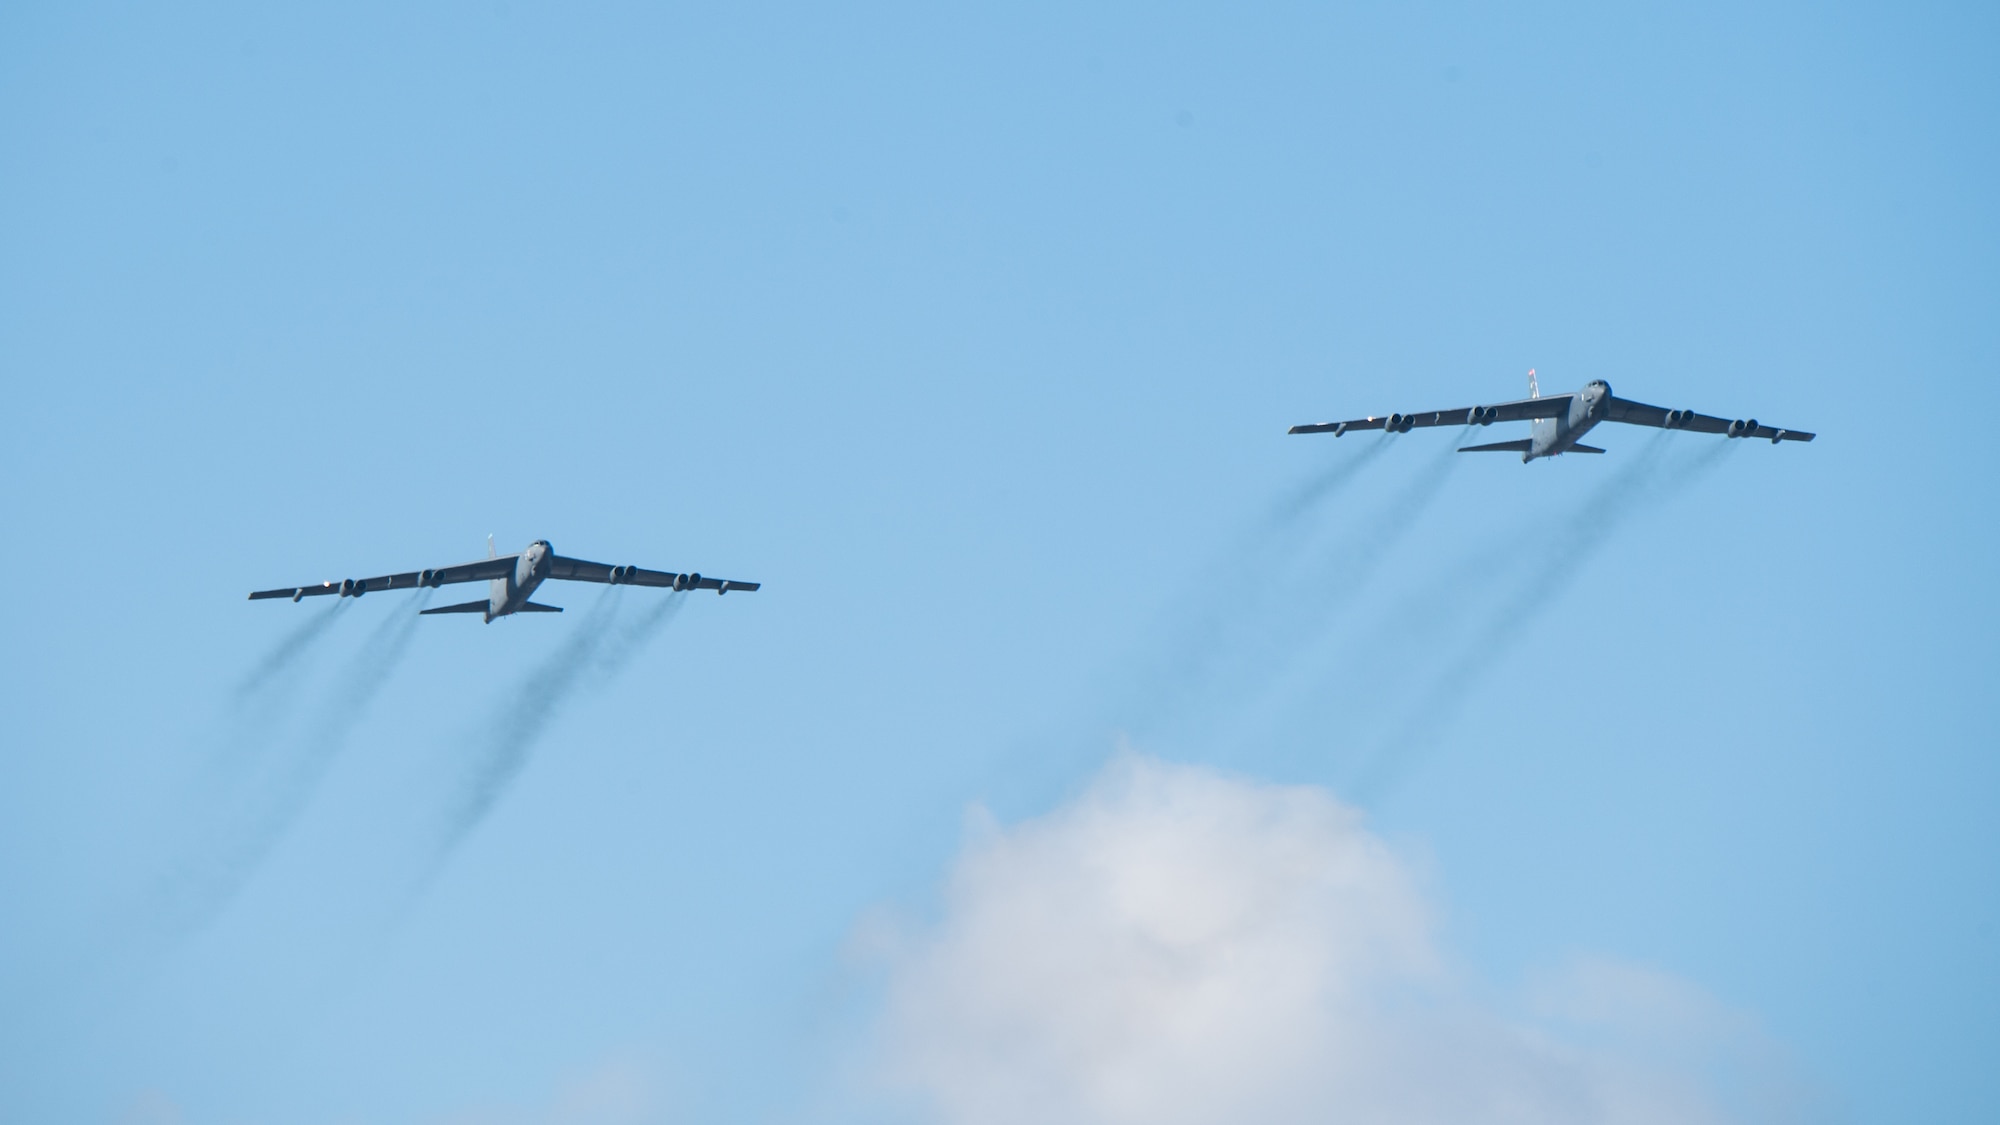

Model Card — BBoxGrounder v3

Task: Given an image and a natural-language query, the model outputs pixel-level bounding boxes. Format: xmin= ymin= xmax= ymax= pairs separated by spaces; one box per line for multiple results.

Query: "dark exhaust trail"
xmin=165 ymin=593 xmax=437 ymax=940
xmin=592 ymin=589 xmax=690 ymax=678
xmin=1264 ymin=435 xmax=1393 ymax=533
xmin=236 ymin=601 xmax=346 ymax=699
xmin=428 ymin=590 xmax=627 ymax=865
xmin=1130 ymin=431 xmax=1466 ymax=743
xmin=1348 ymin=432 xmax=1738 ymax=800
xmin=416 ymin=589 xmax=694 ymax=882
xmin=1324 ymin=428 xmax=1470 ymax=585
xmin=65 ymin=599 xmax=430 ymax=1023
xmin=1271 ymin=430 xmax=1471 ymax=664
xmin=321 ymin=589 xmax=693 ymax=1009
xmin=213 ymin=602 xmax=350 ymax=774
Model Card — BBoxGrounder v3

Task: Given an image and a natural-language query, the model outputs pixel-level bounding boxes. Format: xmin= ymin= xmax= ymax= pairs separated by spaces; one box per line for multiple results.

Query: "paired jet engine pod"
xmin=1466 ymin=406 xmax=1496 ymax=426
xmin=418 ymin=569 xmax=439 ymax=587
xmin=1385 ymin=413 xmax=1415 ymax=433
xmin=674 ymin=572 xmax=702 ymax=591
xmin=1726 ymin=418 xmax=1760 ymax=438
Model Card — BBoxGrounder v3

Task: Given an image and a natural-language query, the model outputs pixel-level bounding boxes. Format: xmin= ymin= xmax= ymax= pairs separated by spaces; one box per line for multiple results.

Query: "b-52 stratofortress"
xmin=249 ymin=539 xmax=759 ymax=622
xmin=1289 ymin=370 xmax=1814 ymax=462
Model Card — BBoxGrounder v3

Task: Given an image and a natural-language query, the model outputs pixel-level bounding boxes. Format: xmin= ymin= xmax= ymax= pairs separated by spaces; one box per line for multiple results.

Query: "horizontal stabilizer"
xmin=518 ymin=602 xmax=563 ymax=613
xmin=1458 ymin=439 xmax=1532 ymax=453
xmin=420 ymin=600 xmax=489 ymax=615
xmin=1568 ymin=444 xmax=1606 ymax=454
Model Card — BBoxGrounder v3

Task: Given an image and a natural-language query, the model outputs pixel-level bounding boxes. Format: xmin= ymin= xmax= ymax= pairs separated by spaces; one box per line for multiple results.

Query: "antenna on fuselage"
xmin=1527 ymin=368 xmax=1540 ymax=399
xmin=488 ymin=533 xmax=496 ymax=559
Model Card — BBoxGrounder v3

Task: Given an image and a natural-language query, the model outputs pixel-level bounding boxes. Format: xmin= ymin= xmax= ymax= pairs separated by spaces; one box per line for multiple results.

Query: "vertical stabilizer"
xmin=488 ymin=534 xmax=497 ymax=559
xmin=1527 ymin=368 xmax=1540 ymax=399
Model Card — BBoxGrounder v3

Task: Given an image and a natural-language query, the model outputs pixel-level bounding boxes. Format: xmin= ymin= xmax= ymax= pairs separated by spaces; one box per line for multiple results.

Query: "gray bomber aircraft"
xmin=1289 ymin=369 xmax=1814 ymax=461
xmin=249 ymin=538 xmax=759 ymax=622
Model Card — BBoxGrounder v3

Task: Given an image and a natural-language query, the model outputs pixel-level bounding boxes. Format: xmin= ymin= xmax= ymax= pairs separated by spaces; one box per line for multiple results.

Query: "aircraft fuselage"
xmin=1525 ymin=379 xmax=1613 ymax=461
xmin=485 ymin=539 xmax=554 ymax=622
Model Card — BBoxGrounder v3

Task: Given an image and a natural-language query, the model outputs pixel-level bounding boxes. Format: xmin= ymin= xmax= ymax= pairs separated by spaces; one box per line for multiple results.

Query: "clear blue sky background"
xmin=2 ymin=2 xmax=1994 ymax=1122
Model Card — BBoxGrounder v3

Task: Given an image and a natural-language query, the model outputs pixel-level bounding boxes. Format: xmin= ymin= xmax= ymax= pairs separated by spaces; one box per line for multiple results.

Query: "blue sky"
xmin=2 ymin=2 xmax=1994 ymax=1122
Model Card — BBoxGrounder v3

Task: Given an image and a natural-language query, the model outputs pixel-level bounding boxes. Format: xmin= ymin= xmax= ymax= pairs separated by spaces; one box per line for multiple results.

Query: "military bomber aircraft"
xmin=1289 ymin=370 xmax=1814 ymax=462
xmin=249 ymin=538 xmax=759 ymax=622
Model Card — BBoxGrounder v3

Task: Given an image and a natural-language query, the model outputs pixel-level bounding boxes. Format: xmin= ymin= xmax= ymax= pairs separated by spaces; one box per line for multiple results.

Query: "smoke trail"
xmin=256 ymin=591 xmax=433 ymax=840
xmin=1322 ymin=428 xmax=1470 ymax=585
xmin=1264 ymin=435 xmax=1392 ymax=532
xmin=236 ymin=601 xmax=346 ymax=699
xmin=164 ymin=593 xmax=438 ymax=941
xmin=48 ymin=596 xmax=435 ymax=1033
xmin=593 ymin=590 xmax=690 ymax=678
xmin=429 ymin=590 xmax=627 ymax=863
xmin=1270 ymin=430 xmax=1472 ymax=671
xmin=410 ymin=588 xmax=696 ymax=882
xmin=1347 ymin=432 xmax=1737 ymax=799
xmin=1127 ymin=430 xmax=1468 ymax=749
xmin=212 ymin=601 xmax=351 ymax=776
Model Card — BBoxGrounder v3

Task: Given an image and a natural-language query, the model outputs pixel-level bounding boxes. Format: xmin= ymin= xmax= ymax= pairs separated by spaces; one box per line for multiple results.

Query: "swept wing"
xmin=248 ymin=555 xmax=517 ymax=601
xmin=550 ymin=555 xmax=760 ymax=593
xmin=1289 ymin=394 xmax=1572 ymax=435
xmin=1602 ymin=397 xmax=1815 ymax=442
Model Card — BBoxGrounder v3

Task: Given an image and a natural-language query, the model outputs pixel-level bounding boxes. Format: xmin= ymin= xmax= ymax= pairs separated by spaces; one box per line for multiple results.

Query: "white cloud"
xmin=864 ymin=755 xmax=1793 ymax=1125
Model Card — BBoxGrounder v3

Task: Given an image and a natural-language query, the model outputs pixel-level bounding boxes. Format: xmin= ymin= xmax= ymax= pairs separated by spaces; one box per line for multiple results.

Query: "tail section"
xmin=1527 ymin=368 xmax=1540 ymax=399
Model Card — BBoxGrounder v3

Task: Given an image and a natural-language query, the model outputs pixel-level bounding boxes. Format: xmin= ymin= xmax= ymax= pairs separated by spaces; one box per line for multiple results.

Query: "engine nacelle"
xmin=1386 ymin=413 xmax=1408 ymax=433
xmin=1665 ymin=410 xmax=1681 ymax=428
xmin=672 ymin=572 xmax=688 ymax=591
xmin=1726 ymin=419 xmax=1745 ymax=437
xmin=609 ymin=565 xmax=627 ymax=584
xmin=418 ymin=569 xmax=436 ymax=587
xmin=687 ymin=572 xmax=702 ymax=590
xmin=1744 ymin=418 xmax=1758 ymax=435
xmin=341 ymin=577 xmax=366 ymax=597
